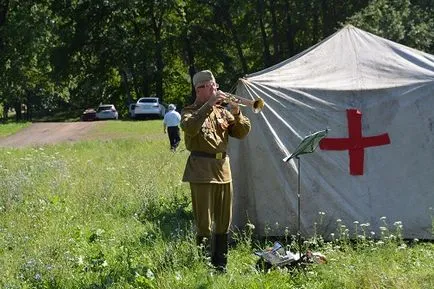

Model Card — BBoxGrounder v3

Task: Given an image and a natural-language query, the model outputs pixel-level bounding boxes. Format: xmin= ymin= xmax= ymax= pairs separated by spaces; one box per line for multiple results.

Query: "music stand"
xmin=282 ymin=129 xmax=328 ymax=255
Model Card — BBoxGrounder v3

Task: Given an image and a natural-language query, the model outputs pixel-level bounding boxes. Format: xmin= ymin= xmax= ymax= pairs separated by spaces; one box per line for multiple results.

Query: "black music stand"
xmin=282 ymin=129 xmax=328 ymax=255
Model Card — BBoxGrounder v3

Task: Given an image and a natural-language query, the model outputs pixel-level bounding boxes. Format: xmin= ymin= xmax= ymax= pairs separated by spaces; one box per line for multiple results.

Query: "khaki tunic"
xmin=181 ymin=102 xmax=251 ymax=183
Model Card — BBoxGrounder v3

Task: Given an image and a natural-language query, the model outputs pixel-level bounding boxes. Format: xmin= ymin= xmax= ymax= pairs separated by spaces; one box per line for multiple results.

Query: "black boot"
xmin=212 ymin=233 xmax=228 ymax=273
xmin=196 ymin=235 xmax=211 ymax=259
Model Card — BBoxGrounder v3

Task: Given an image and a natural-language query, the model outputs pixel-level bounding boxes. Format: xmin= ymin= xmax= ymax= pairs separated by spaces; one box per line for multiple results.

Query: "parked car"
xmin=81 ymin=108 xmax=97 ymax=121
xmin=95 ymin=104 xmax=118 ymax=120
xmin=134 ymin=97 xmax=165 ymax=119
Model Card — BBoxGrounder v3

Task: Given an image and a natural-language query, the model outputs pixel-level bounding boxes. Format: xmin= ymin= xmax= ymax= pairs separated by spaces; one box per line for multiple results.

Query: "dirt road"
xmin=0 ymin=122 xmax=100 ymax=148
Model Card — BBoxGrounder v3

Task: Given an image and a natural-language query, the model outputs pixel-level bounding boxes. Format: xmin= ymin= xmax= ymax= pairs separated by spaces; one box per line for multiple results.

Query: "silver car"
xmin=95 ymin=104 xmax=119 ymax=120
xmin=134 ymin=97 xmax=165 ymax=119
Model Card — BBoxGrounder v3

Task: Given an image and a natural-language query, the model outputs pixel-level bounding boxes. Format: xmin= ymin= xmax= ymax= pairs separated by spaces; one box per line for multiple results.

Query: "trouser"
xmin=190 ymin=182 xmax=232 ymax=271
xmin=167 ymin=126 xmax=181 ymax=149
xmin=189 ymin=182 xmax=232 ymax=236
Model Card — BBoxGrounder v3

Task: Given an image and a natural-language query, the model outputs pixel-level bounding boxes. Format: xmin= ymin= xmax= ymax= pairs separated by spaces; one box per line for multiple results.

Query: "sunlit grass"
xmin=0 ymin=120 xmax=433 ymax=289
xmin=0 ymin=122 xmax=30 ymax=137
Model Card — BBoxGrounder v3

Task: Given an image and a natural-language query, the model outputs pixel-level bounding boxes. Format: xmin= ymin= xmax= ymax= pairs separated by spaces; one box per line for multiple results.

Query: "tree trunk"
xmin=184 ymin=33 xmax=196 ymax=102
xmin=25 ymin=90 xmax=33 ymax=121
xmin=257 ymin=0 xmax=271 ymax=67
xmin=269 ymin=0 xmax=280 ymax=63
xmin=212 ymin=1 xmax=248 ymax=75
xmin=150 ymin=2 xmax=165 ymax=103
xmin=0 ymin=0 xmax=9 ymax=52
xmin=284 ymin=0 xmax=295 ymax=57
xmin=321 ymin=0 xmax=332 ymax=38
xmin=312 ymin=0 xmax=319 ymax=45
xmin=126 ymin=55 xmax=142 ymax=100
xmin=223 ymin=11 xmax=248 ymax=75
xmin=14 ymin=102 xmax=22 ymax=121
xmin=0 ymin=0 xmax=8 ymax=25
xmin=120 ymin=68 xmax=132 ymax=105
xmin=140 ymin=66 xmax=151 ymax=98
xmin=155 ymin=38 xmax=164 ymax=102
xmin=2 ymin=102 xmax=8 ymax=123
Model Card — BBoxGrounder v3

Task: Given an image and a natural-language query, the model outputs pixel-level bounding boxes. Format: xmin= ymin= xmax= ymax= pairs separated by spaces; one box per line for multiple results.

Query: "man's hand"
xmin=206 ymin=90 xmax=226 ymax=106
xmin=230 ymin=102 xmax=240 ymax=115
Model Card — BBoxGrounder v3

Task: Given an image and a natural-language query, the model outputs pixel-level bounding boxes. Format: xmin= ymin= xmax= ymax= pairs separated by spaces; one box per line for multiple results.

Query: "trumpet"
xmin=219 ymin=91 xmax=265 ymax=113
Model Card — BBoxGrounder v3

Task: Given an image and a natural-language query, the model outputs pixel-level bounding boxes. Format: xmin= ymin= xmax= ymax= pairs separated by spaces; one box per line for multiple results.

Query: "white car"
xmin=134 ymin=97 xmax=166 ymax=119
xmin=95 ymin=104 xmax=118 ymax=120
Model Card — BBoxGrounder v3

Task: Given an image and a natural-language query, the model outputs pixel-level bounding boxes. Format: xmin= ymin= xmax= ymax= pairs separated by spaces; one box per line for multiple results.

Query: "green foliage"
xmin=1 ymin=0 xmax=433 ymax=121
xmin=1 ymin=1 xmax=65 ymax=113
xmin=346 ymin=0 xmax=434 ymax=53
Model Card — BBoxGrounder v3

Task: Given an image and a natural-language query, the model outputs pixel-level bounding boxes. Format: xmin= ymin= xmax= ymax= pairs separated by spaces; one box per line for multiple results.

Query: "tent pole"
xmin=297 ymin=156 xmax=302 ymax=255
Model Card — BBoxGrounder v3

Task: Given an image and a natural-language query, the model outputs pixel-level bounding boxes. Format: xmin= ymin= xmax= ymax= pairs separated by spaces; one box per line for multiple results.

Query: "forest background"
xmin=0 ymin=0 xmax=433 ymax=121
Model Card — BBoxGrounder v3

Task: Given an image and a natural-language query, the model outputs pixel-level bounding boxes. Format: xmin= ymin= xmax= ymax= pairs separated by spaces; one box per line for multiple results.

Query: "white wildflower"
xmin=78 ymin=256 xmax=84 ymax=265
xmin=146 ymin=269 xmax=155 ymax=280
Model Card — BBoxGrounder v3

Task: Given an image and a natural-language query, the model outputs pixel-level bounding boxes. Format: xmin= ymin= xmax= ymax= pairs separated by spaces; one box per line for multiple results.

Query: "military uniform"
xmin=182 ymin=102 xmax=251 ymax=183
xmin=181 ymin=101 xmax=251 ymax=270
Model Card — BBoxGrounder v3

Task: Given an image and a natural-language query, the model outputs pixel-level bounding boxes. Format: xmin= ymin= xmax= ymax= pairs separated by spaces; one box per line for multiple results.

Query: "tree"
xmin=2 ymin=0 xmax=432 ymax=122
xmin=0 ymin=0 xmax=9 ymax=121
xmin=346 ymin=0 xmax=434 ymax=53
xmin=0 ymin=1 xmax=64 ymax=121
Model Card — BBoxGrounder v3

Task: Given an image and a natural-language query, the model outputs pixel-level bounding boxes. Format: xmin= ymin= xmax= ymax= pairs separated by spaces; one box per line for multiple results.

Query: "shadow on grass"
xmin=135 ymin=193 xmax=194 ymax=241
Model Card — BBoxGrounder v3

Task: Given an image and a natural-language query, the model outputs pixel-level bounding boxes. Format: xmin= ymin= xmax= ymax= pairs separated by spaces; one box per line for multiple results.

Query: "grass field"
xmin=0 ymin=122 xmax=30 ymax=137
xmin=1 ymin=121 xmax=433 ymax=289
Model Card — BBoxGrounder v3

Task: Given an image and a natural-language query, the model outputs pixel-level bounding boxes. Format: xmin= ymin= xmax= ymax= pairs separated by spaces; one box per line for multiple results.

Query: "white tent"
xmin=230 ymin=25 xmax=434 ymax=240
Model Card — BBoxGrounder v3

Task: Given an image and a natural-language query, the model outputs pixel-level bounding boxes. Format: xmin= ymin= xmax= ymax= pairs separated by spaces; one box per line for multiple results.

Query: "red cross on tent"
xmin=319 ymin=109 xmax=391 ymax=175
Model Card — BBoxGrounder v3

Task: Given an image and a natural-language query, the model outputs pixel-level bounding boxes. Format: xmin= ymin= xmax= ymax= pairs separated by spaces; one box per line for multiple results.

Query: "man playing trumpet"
xmin=181 ymin=70 xmax=251 ymax=272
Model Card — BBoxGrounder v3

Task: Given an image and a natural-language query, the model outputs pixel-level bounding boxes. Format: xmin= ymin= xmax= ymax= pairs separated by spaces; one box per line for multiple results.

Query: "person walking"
xmin=181 ymin=70 xmax=251 ymax=272
xmin=163 ymin=104 xmax=181 ymax=151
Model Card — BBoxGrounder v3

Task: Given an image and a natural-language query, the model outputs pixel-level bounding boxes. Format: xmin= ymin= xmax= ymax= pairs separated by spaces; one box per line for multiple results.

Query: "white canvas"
xmin=230 ymin=25 xmax=434 ymax=240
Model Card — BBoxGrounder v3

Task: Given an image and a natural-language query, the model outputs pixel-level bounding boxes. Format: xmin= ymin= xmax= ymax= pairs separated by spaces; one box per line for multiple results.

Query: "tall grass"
xmin=1 ymin=121 xmax=433 ymax=289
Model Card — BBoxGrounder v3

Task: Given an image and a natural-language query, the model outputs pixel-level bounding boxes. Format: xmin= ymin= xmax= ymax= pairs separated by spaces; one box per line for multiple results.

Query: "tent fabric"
xmin=230 ymin=25 xmax=434 ymax=240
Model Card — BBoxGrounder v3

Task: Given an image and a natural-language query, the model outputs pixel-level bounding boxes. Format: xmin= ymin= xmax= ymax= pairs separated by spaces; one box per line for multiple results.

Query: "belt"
xmin=190 ymin=151 xmax=227 ymax=160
